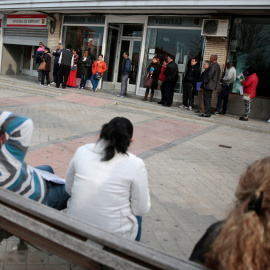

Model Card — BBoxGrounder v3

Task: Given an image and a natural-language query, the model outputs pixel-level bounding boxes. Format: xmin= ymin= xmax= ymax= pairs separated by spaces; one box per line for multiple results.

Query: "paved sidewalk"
xmin=0 ymin=75 xmax=269 ymax=269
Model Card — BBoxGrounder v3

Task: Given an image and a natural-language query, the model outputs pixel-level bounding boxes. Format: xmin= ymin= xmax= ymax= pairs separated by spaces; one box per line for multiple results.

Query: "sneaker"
xmin=51 ymin=82 xmax=56 ymax=85
xmin=47 ymin=84 xmax=50 ymax=87
xmin=179 ymin=105 xmax=188 ymax=109
xmin=188 ymin=106 xmax=192 ymax=111
xmin=120 ymin=95 xmax=125 ymax=98
xmin=267 ymin=119 xmax=270 ymax=123
xmin=117 ymin=95 xmax=121 ymax=97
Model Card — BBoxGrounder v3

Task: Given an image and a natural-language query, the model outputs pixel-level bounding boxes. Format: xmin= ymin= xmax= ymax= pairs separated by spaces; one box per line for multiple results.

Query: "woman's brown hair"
xmin=153 ymin=56 xmax=160 ymax=65
xmin=205 ymin=157 xmax=270 ymax=270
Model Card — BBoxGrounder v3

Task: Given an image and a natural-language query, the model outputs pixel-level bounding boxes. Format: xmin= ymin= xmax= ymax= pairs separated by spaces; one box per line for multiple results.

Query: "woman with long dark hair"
xmin=65 ymin=117 xmax=151 ymax=240
xmin=190 ymin=157 xmax=270 ymax=269
xmin=141 ymin=56 xmax=161 ymax=102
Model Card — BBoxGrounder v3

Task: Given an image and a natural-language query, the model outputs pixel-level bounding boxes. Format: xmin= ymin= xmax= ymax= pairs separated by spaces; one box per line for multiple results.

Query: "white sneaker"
xmin=117 ymin=95 xmax=121 ymax=97
xmin=47 ymin=84 xmax=50 ymax=87
xmin=120 ymin=96 xmax=125 ymax=98
xmin=179 ymin=105 xmax=187 ymax=109
xmin=188 ymin=106 xmax=192 ymax=111
xmin=267 ymin=119 xmax=270 ymax=123
xmin=51 ymin=82 xmax=56 ymax=85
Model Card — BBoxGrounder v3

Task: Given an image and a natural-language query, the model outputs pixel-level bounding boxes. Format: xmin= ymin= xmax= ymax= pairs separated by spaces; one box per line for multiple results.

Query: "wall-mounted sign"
xmin=6 ymin=14 xmax=47 ymax=28
xmin=64 ymin=16 xmax=105 ymax=25
xmin=148 ymin=16 xmax=203 ymax=28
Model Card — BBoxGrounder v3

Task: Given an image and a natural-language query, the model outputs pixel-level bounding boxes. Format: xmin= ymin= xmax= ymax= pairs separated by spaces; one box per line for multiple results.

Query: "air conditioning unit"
xmin=201 ymin=19 xmax=229 ymax=37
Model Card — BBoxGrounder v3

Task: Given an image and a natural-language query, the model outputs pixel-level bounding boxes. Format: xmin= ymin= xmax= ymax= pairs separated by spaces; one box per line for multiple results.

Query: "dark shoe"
xmin=157 ymin=101 xmax=164 ymax=104
xmin=239 ymin=116 xmax=248 ymax=121
xmin=219 ymin=111 xmax=226 ymax=115
xmin=62 ymin=87 xmax=66 ymax=89
xmin=162 ymin=104 xmax=171 ymax=107
xmin=199 ymin=114 xmax=211 ymax=117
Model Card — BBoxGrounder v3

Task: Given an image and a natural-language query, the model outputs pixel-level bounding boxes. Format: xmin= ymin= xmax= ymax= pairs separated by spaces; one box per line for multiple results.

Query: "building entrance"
xmin=103 ymin=23 xmax=143 ymax=92
xmin=21 ymin=45 xmax=38 ymax=77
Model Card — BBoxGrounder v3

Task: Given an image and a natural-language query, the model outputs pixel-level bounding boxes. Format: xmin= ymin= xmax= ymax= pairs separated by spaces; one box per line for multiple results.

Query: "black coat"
xmin=164 ymin=61 xmax=178 ymax=83
xmin=80 ymin=56 xmax=91 ymax=77
xmin=199 ymin=68 xmax=210 ymax=90
xmin=43 ymin=53 xmax=51 ymax=72
xmin=147 ymin=62 xmax=161 ymax=88
xmin=183 ymin=64 xmax=200 ymax=84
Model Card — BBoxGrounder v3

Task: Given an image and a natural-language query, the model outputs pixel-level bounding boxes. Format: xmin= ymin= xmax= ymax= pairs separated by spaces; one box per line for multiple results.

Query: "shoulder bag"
xmin=95 ymin=72 xmax=102 ymax=80
xmin=143 ymin=73 xmax=153 ymax=88
xmin=38 ymin=60 xmax=46 ymax=71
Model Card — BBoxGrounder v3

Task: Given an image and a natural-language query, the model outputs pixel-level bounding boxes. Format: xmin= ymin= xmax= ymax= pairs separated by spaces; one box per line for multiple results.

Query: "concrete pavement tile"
xmin=0 ymin=252 xmax=4 ymax=264
xmin=27 ymin=266 xmax=48 ymax=270
xmin=27 ymin=252 xmax=48 ymax=264
xmin=4 ymin=251 xmax=27 ymax=264
xmin=45 ymin=265 xmax=69 ymax=270
xmin=48 ymin=255 xmax=70 ymax=265
xmin=3 ymin=265 xmax=25 ymax=270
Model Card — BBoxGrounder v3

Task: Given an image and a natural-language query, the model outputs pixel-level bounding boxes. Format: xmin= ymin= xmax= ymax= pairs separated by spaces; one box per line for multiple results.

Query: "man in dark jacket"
xmin=181 ymin=58 xmax=200 ymax=111
xmin=200 ymin=54 xmax=221 ymax=117
xmin=56 ymin=44 xmax=74 ymax=89
xmin=52 ymin=43 xmax=63 ymax=85
xmin=117 ymin=52 xmax=131 ymax=98
xmin=163 ymin=55 xmax=178 ymax=107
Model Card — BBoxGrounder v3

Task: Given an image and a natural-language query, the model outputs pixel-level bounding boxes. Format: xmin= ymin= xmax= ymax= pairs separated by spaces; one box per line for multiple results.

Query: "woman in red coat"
xmin=239 ymin=67 xmax=258 ymax=121
xmin=157 ymin=59 xmax=167 ymax=105
xmin=67 ymin=49 xmax=79 ymax=88
xmin=90 ymin=54 xmax=107 ymax=92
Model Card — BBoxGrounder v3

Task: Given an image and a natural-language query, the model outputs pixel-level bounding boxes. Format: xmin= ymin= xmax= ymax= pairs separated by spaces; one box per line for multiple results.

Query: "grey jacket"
xmin=204 ymin=62 xmax=221 ymax=90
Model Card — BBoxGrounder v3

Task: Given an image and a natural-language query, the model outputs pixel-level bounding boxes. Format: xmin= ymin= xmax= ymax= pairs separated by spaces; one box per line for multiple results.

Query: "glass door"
xmin=21 ymin=46 xmax=38 ymax=77
xmin=114 ymin=38 xmax=141 ymax=91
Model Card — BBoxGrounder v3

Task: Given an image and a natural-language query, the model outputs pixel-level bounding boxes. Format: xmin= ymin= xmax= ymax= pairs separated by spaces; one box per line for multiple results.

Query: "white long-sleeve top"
xmin=223 ymin=66 xmax=236 ymax=85
xmin=65 ymin=141 xmax=151 ymax=240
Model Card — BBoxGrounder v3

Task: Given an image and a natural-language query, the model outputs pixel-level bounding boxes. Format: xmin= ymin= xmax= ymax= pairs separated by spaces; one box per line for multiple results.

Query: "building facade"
xmin=0 ymin=1 xmax=269 ymax=119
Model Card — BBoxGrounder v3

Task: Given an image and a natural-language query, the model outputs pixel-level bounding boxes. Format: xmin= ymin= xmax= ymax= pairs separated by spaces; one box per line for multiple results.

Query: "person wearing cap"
xmin=52 ymin=43 xmax=63 ymax=85
xmin=35 ymin=42 xmax=45 ymax=84
xmin=214 ymin=62 xmax=236 ymax=115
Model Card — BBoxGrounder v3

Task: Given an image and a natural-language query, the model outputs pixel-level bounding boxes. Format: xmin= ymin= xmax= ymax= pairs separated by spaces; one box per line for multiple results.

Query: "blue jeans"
xmin=135 ymin=216 xmax=142 ymax=242
xmin=90 ymin=74 xmax=100 ymax=90
xmin=80 ymin=74 xmax=87 ymax=88
xmin=35 ymin=165 xmax=70 ymax=211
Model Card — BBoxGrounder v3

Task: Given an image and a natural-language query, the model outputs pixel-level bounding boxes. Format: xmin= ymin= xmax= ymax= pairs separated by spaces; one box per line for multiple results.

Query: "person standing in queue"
xmin=90 ymin=54 xmax=107 ymax=92
xmin=35 ymin=41 xmax=45 ymax=84
xmin=67 ymin=49 xmax=79 ymax=88
xmin=163 ymin=55 xmax=178 ymax=107
xmin=52 ymin=43 xmax=63 ymax=85
xmin=40 ymin=47 xmax=52 ymax=86
xmin=141 ymin=57 xmax=161 ymax=102
xmin=56 ymin=44 xmax=74 ymax=89
xmin=117 ymin=52 xmax=131 ymax=98
xmin=200 ymin=54 xmax=221 ymax=117
xmin=78 ymin=50 xmax=91 ymax=90
xmin=157 ymin=59 xmax=168 ymax=105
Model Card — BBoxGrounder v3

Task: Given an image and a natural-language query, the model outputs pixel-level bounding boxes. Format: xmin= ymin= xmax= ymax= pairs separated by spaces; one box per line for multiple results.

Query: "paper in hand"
xmin=35 ymin=169 xmax=66 ymax=184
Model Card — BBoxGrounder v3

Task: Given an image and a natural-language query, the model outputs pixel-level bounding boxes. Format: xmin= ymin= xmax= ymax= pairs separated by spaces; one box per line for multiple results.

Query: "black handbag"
xmin=71 ymin=65 xmax=77 ymax=71
xmin=95 ymin=72 xmax=102 ymax=80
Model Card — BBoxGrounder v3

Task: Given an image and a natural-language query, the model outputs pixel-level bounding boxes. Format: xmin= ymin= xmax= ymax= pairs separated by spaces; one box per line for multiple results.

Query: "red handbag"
xmin=143 ymin=73 xmax=153 ymax=88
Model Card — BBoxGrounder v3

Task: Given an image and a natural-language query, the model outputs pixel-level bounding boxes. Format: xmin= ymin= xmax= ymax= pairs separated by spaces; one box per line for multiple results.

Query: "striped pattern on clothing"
xmin=0 ymin=111 xmax=46 ymax=202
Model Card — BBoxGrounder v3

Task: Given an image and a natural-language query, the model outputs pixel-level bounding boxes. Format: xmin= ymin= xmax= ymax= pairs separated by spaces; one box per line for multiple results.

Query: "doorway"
xmin=103 ymin=23 xmax=143 ymax=92
xmin=20 ymin=45 xmax=38 ymax=77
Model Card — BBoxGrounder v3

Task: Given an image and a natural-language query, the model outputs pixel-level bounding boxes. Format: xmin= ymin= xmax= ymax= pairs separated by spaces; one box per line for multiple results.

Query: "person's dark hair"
xmin=246 ymin=66 xmax=256 ymax=75
xmin=191 ymin=57 xmax=198 ymax=62
xmin=73 ymin=49 xmax=79 ymax=54
xmin=124 ymin=51 xmax=129 ymax=57
xmin=44 ymin=47 xmax=50 ymax=53
xmin=168 ymin=55 xmax=175 ymax=61
xmin=66 ymin=44 xmax=72 ymax=50
xmin=99 ymin=54 xmax=103 ymax=58
xmin=99 ymin=117 xmax=133 ymax=161
xmin=227 ymin=61 xmax=234 ymax=66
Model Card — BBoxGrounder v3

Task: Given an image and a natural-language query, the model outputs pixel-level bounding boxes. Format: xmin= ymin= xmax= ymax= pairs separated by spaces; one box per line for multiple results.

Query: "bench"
xmin=0 ymin=188 xmax=205 ymax=270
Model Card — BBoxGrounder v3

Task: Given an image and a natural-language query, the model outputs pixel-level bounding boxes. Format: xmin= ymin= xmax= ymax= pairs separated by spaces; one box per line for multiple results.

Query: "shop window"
xmin=229 ymin=18 xmax=270 ymax=98
xmin=141 ymin=28 xmax=203 ymax=93
xmin=62 ymin=26 xmax=104 ymax=78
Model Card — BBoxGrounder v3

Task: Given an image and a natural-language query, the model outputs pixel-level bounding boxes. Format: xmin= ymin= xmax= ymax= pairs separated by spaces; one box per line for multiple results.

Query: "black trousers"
xmin=56 ymin=65 xmax=71 ymax=88
xmin=160 ymin=82 xmax=166 ymax=103
xmin=216 ymin=84 xmax=232 ymax=113
xmin=182 ymin=83 xmax=194 ymax=107
xmin=203 ymin=89 xmax=213 ymax=115
xmin=164 ymin=81 xmax=175 ymax=106
xmin=53 ymin=63 xmax=60 ymax=83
